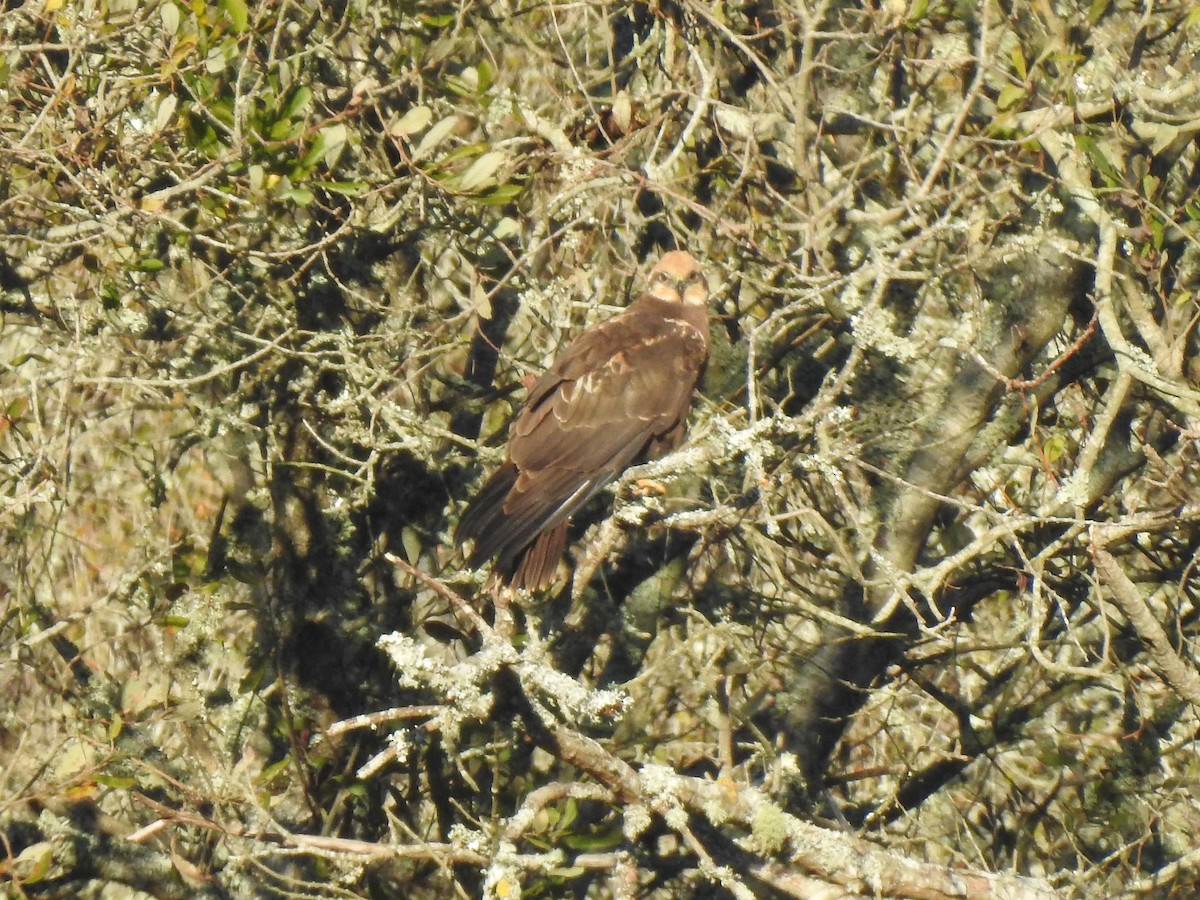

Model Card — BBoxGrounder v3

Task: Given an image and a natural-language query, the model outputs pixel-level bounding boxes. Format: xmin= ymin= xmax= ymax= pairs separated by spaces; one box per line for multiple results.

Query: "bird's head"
xmin=648 ymin=250 xmax=708 ymax=308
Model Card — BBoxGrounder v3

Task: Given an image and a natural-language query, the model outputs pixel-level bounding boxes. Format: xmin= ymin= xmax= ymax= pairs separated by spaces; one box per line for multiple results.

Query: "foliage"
xmin=3 ymin=0 xmax=1200 ymax=897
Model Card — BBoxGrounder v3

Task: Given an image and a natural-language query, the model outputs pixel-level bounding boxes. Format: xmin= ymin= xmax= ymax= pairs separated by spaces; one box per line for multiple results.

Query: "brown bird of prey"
xmin=456 ymin=250 xmax=710 ymax=591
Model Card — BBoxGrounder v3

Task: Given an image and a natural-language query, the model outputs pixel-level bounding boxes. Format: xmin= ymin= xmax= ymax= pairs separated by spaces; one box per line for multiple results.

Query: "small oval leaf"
xmin=282 ymin=86 xmax=313 ymax=119
xmin=392 ymin=105 xmax=433 ymax=137
xmin=318 ymin=123 xmax=348 ymax=168
xmin=160 ymin=2 xmax=180 ymax=34
xmin=220 ymin=0 xmax=248 ymax=32
xmin=155 ymin=94 xmax=178 ymax=131
xmin=458 ymin=150 xmax=505 ymax=191
xmin=412 ymin=115 xmax=460 ymax=160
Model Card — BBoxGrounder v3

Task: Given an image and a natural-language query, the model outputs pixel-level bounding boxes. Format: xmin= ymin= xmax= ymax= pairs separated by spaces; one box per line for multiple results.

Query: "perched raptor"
xmin=456 ymin=250 xmax=710 ymax=591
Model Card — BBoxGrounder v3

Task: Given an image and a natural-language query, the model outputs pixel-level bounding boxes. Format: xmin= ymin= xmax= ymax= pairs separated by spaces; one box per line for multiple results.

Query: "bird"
xmin=455 ymin=250 xmax=711 ymax=591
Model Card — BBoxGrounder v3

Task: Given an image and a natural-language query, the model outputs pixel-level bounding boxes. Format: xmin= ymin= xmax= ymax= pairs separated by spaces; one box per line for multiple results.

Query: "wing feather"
xmin=456 ymin=285 xmax=709 ymax=589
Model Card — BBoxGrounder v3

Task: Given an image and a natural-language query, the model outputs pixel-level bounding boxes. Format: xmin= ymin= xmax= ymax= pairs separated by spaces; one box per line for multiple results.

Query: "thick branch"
xmin=1090 ymin=534 xmax=1200 ymax=709
xmin=544 ymin=722 xmax=1060 ymax=900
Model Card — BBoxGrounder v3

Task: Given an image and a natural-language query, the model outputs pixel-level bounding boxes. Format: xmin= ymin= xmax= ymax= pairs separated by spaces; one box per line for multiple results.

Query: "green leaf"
xmin=13 ymin=842 xmax=54 ymax=885
xmin=490 ymin=216 xmax=520 ymax=239
xmin=204 ymin=46 xmax=226 ymax=74
xmin=155 ymin=94 xmax=178 ymax=131
xmin=8 ymin=354 xmax=49 ymax=369
xmin=996 ymin=83 xmax=1026 ymax=111
xmin=268 ymin=118 xmax=296 ymax=141
xmin=258 ymin=755 xmax=292 ymax=785
xmin=412 ymin=115 xmax=461 ymax=160
xmin=240 ymin=660 xmax=269 ymax=693
xmin=95 ymin=773 xmax=138 ymax=789
xmin=476 ymin=183 xmax=523 ymax=206
xmin=444 ymin=73 xmax=475 ymax=98
xmin=282 ymin=86 xmax=313 ymax=119
xmin=458 ymin=150 xmax=505 ymax=191
xmin=280 ymin=187 xmax=314 ymax=205
xmin=1043 ymin=434 xmax=1068 ymax=463
xmin=475 ymin=60 xmax=494 ymax=94
xmin=1148 ymin=122 xmax=1180 ymax=156
xmin=160 ymin=2 xmax=181 ymax=35
xmin=906 ymin=0 xmax=929 ymax=26
xmin=436 ymin=141 xmax=489 ymax=165
xmin=138 ymin=257 xmax=165 ymax=271
xmin=392 ymin=105 xmax=432 ymax=137
xmin=1149 ymin=215 xmax=1164 ymax=250
xmin=401 ymin=526 xmax=422 ymax=563
xmin=562 ymin=823 xmax=624 ymax=851
xmin=209 ymin=96 xmax=235 ymax=127
xmin=1010 ymin=45 xmax=1027 ymax=81
xmin=220 ymin=0 xmax=248 ymax=32
xmin=315 ymin=122 xmax=348 ymax=169
xmin=318 ymin=180 xmax=367 ymax=196
xmin=1074 ymin=134 xmax=1122 ymax=187
xmin=559 ymin=797 xmax=579 ymax=831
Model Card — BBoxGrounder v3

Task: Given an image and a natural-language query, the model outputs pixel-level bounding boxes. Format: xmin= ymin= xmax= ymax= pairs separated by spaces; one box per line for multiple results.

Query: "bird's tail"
xmin=456 ymin=463 xmax=570 ymax=591
xmin=507 ymin=522 xmax=568 ymax=592
xmin=455 ymin=462 xmax=519 ymax=561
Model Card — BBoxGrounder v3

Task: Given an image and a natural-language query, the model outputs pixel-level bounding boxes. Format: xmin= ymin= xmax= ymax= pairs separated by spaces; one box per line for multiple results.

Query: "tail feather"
xmin=455 ymin=462 xmax=519 ymax=557
xmin=456 ymin=461 xmax=573 ymax=590
xmin=507 ymin=523 xmax=569 ymax=591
